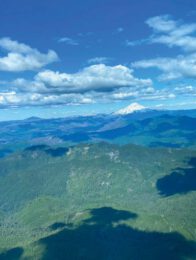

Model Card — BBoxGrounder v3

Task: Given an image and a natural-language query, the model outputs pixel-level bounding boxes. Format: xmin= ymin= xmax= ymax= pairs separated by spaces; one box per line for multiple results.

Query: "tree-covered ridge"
xmin=0 ymin=143 xmax=195 ymax=259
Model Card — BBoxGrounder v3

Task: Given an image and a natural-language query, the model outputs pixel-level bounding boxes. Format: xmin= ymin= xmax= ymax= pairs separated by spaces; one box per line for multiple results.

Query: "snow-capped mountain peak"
xmin=115 ymin=103 xmax=146 ymax=115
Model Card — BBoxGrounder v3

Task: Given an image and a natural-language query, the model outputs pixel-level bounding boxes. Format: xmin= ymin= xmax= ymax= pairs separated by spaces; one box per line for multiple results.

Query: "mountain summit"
xmin=115 ymin=103 xmax=146 ymax=115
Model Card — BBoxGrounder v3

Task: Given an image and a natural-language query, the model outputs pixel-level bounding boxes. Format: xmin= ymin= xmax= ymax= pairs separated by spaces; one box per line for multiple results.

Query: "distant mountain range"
xmin=0 ymin=108 xmax=196 ymax=156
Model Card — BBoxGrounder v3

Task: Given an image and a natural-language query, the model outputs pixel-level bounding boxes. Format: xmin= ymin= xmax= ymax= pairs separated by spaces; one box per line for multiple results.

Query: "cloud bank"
xmin=1 ymin=15 xmax=195 ymax=109
xmin=0 ymin=63 xmax=154 ymax=107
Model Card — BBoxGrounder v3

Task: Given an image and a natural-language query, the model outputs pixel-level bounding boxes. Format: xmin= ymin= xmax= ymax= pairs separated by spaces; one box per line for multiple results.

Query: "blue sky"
xmin=0 ymin=0 xmax=196 ymax=120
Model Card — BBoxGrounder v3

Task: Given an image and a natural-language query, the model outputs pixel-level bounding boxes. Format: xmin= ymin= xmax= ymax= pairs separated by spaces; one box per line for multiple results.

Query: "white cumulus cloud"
xmin=58 ymin=37 xmax=79 ymax=45
xmin=87 ymin=57 xmax=111 ymax=64
xmin=132 ymin=53 xmax=196 ymax=80
xmin=33 ymin=64 xmax=152 ymax=93
xmin=0 ymin=38 xmax=59 ymax=72
xmin=146 ymin=15 xmax=196 ymax=52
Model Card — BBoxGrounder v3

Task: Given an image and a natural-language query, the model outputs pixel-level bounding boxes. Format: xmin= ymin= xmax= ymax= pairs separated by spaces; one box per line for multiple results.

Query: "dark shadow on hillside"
xmin=157 ymin=157 xmax=196 ymax=196
xmin=0 ymin=247 xmax=23 ymax=260
xmin=0 ymin=148 xmax=13 ymax=158
xmin=84 ymin=207 xmax=137 ymax=225
xmin=25 ymin=145 xmax=68 ymax=157
xmin=37 ymin=207 xmax=196 ymax=260
xmin=49 ymin=222 xmax=67 ymax=231
xmin=46 ymin=147 xmax=69 ymax=157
